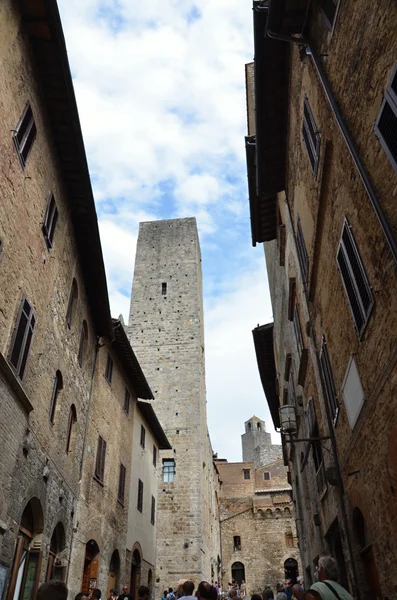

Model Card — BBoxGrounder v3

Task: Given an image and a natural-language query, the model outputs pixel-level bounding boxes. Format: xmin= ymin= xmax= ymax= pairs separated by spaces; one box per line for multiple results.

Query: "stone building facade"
xmin=216 ymin=417 xmax=299 ymax=594
xmin=128 ymin=218 xmax=221 ymax=593
xmin=0 ymin=3 xmax=168 ymax=600
xmin=246 ymin=1 xmax=397 ymax=599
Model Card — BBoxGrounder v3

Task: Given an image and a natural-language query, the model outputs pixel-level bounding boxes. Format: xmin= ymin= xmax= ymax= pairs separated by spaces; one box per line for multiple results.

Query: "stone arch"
xmin=82 ymin=539 xmax=100 ymax=595
xmin=130 ymin=542 xmax=143 ymax=599
xmin=47 ymin=521 xmax=67 ymax=581
xmin=284 ymin=507 xmax=291 ymax=516
xmin=266 ymin=509 xmax=273 ymax=518
xmin=231 ymin=562 xmax=245 ymax=586
xmin=107 ymin=549 xmax=121 ymax=598
xmin=256 ymin=509 xmax=264 ymax=519
xmin=275 ymin=508 xmax=282 ymax=518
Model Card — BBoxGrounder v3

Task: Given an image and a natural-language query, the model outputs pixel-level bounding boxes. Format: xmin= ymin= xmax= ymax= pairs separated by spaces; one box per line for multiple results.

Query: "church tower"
xmin=242 ymin=416 xmax=282 ymax=467
xmin=128 ymin=218 xmax=220 ymax=593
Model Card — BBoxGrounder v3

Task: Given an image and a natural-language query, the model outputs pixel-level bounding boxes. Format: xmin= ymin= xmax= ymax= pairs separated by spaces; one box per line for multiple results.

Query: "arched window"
xmin=266 ymin=509 xmax=273 ymax=518
xmin=66 ymin=278 xmax=78 ymax=328
xmin=78 ymin=320 xmax=88 ymax=367
xmin=49 ymin=370 xmax=63 ymax=424
xmin=82 ymin=540 xmax=100 ymax=596
xmin=108 ymin=550 xmax=120 ymax=596
xmin=66 ymin=404 xmax=77 ymax=453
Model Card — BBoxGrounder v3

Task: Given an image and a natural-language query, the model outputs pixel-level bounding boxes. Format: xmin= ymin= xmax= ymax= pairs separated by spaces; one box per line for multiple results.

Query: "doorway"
xmin=107 ymin=550 xmax=120 ymax=599
xmin=353 ymin=508 xmax=382 ymax=599
xmin=7 ymin=498 xmax=44 ymax=600
xmin=82 ymin=540 xmax=100 ymax=596
xmin=130 ymin=550 xmax=141 ymax=600
xmin=231 ymin=562 xmax=245 ymax=586
xmin=284 ymin=558 xmax=298 ymax=584
xmin=325 ymin=519 xmax=349 ymax=591
xmin=46 ymin=523 xmax=66 ymax=581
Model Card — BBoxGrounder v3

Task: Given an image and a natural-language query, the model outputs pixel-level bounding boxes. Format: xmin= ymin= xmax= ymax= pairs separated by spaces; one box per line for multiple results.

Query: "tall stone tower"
xmin=128 ymin=218 xmax=220 ymax=594
xmin=242 ymin=416 xmax=282 ymax=468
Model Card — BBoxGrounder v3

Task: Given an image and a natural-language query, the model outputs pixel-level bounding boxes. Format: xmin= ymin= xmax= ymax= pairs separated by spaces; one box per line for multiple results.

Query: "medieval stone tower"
xmin=128 ymin=218 xmax=220 ymax=593
xmin=241 ymin=416 xmax=282 ymax=468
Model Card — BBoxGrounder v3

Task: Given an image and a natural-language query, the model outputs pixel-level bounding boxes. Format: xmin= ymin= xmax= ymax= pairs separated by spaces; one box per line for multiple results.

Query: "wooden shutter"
xmin=296 ymin=216 xmax=309 ymax=285
xmin=302 ymin=97 xmax=320 ymax=177
xmin=320 ymin=339 xmax=339 ymax=421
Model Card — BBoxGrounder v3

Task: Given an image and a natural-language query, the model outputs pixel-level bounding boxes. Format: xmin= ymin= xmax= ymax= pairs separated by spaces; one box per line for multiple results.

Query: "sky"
xmin=58 ymin=0 xmax=277 ymax=462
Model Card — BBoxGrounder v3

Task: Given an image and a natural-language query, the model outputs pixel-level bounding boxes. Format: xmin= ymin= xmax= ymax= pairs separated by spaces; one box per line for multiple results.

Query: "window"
xmin=284 ymin=353 xmax=292 ymax=381
xmin=42 ymin=193 xmax=58 ymax=249
xmin=66 ymin=279 xmax=78 ymax=328
xmin=95 ymin=436 xmax=106 ymax=483
xmin=13 ymin=102 xmax=37 ymax=168
xmin=285 ymin=527 xmax=294 ymax=547
xmin=257 ymin=423 xmax=261 ymax=430
xmin=302 ymin=97 xmax=320 ymax=177
xmin=66 ymin=404 xmax=77 ymax=453
xmin=105 ymin=354 xmax=113 ymax=384
xmin=118 ymin=464 xmax=126 ymax=505
xmin=49 ymin=370 xmax=63 ymax=424
xmin=162 ymin=282 xmax=167 ymax=295
xmin=153 ymin=445 xmax=157 ymax=467
xmin=9 ymin=297 xmax=36 ymax=379
xmin=320 ymin=338 xmax=339 ymax=422
xmin=288 ymin=374 xmax=296 ymax=407
xmin=124 ymin=388 xmax=130 ymax=415
xmin=277 ymin=210 xmax=286 ymax=267
xmin=296 ymin=216 xmax=309 ymax=285
xmin=233 ymin=536 xmax=241 ymax=551
xmin=293 ymin=304 xmax=304 ymax=355
xmin=337 ymin=219 xmax=374 ymax=337
xmin=137 ymin=479 xmax=143 ymax=512
xmin=163 ymin=459 xmax=175 ymax=483
xmin=264 ymin=472 xmax=270 ymax=481
xmin=319 ymin=0 xmax=339 ymax=30
xmin=243 ymin=469 xmax=251 ymax=480
xmin=342 ymin=356 xmax=365 ymax=429
xmin=151 ymin=496 xmax=156 ymax=525
xmin=375 ymin=64 xmax=397 ymax=174
xmin=78 ymin=321 xmax=88 ymax=367
xmin=140 ymin=425 xmax=146 ymax=448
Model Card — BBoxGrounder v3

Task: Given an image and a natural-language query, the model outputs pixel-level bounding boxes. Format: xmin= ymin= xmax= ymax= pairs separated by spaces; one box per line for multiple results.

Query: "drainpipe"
xmin=66 ymin=336 xmax=102 ymax=585
xmin=254 ymin=3 xmax=397 ymax=266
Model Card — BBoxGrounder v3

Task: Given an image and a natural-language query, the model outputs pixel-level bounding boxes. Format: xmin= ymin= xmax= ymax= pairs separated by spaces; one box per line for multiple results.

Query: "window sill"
xmin=0 ymin=352 xmax=33 ymax=414
xmin=93 ymin=475 xmax=104 ymax=487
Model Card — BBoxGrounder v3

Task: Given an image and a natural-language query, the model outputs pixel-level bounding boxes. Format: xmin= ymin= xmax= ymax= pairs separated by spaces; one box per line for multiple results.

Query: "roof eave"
xmin=252 ymin=323 xmax=280 ymax=429
xmin=137 ymin=400 xmax=171 ymax=450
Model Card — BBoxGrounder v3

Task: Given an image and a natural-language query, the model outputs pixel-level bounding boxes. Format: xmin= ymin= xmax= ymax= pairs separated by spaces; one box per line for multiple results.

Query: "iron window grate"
xmin=302 ymin=98 xmax=321 ymax=177
xmin=296 ymin=217 xmax=309 ymax=285
xmin=320 ymin=339 xmax=338 ymax=421
xmin=375 ymin=63 xmax=397 ymax=174
xmin=337 ymin=219 xmax=373 ymax=336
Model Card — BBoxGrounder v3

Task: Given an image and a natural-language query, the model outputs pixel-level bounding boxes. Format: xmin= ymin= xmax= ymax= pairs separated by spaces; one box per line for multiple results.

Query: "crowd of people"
xmin=33 ymin=555 xmax=353 ymax=600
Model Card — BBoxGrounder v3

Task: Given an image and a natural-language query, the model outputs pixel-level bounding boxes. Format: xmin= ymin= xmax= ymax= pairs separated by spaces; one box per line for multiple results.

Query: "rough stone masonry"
xmin=127 ymin=218 xmax=221 ymax=594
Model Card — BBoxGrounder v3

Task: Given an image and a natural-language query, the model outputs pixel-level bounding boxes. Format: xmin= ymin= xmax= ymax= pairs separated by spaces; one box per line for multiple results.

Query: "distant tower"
xmin=242 ymin=416 xmax=281 ymax=467
xmin=128 ymin=218 xmax=219 ymax=593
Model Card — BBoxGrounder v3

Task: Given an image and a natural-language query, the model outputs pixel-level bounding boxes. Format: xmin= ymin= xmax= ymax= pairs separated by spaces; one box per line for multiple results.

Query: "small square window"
xmin=140 ymin=425 xmax=146 ymax=449
xmin=105 ymin=354 xmax=113 ymax=384
xmin=162 ymin=282 xmax=167 ymax=295
xmin=243 ymin=469 xmax=250 ymax=480
xmin=264 ymin=472 xmax=270 ymax=481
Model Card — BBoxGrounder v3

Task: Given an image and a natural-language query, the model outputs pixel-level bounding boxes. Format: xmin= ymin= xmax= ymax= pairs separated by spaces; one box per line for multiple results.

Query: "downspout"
xmin=66 ymin=336 xmax=102 ymax=585
xmin=254 ymin=3 xmax=397 ymax=265
xmin=284 ymin=195 xmax=360 ymax=599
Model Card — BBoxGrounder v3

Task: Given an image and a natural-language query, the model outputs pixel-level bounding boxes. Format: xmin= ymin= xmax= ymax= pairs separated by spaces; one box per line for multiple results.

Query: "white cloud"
xmin=57 ymin=0 xmax=277 ymax=462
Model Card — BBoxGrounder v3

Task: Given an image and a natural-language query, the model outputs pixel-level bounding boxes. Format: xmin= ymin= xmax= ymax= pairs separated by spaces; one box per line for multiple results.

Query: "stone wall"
xmin=128 ymin=218 xmax=221 ymax=594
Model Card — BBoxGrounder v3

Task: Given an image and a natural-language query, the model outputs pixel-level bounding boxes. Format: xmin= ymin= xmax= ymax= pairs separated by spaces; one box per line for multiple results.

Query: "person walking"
xmin=305 ymin=556 xmax=353 ymax=600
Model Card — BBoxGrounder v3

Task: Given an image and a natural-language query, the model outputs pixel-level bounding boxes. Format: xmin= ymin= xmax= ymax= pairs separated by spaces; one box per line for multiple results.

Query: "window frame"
xmin=243 ymin=469 xmax=251 ymax=480
xmin=118 ymin=463 xmax=126 ymax=505
xmin=9 ymin=297 xmax=36 ymax=380
xmin=336 ymin=219 xmax=374 ymax=338
xmin=151 ymin=495 xmax=156 ymax=525
xmin=140 ymin=425 xmax=146 ymax=449
xmin=296 ymin=216 xmax=309 ymax=286
xmin=162 ymin=282 xmax=167 ymax=296
xmin=66 ymin=404 xmax=77 ymax=453
xmin=302 ymin=96 xmax=321 ymax=178
xmin=153 ymin=445 xmax=157 ymax=468
xmin=375 ymin=63 xmax=397 ymax=174
xmin=264 ymin=472 xmax=271 ymax=481
xmin=49 ymin=370 xmax=63 ymax=424
xmin=320 ymin=338 xmax=339 ymax=423
xmin=13 ymin=102 xmax=37 ymax=168
xmin=94 ymin=436 xmax=107 ymax=483
xmin=42 ymin=193 xmax=58 ymax=250
xmin=233 ymin=536 xmax=241 ymax=551
xmin=66 ymin=279 xmax=78 ymax=329
xmin=137 ymin=479 xmax=143 ymax=512
xmin=293 ymin=303 xmax=304 ymax=355
xmin=319 ymin=0 xmax=340 ymax=32
xmin=124 ymin=388 xmax=131 ymax=415
xmin=105 ymin=354 xmax=113 ymax=384
xmin=163 ymin=459 xmax=175 ymax=483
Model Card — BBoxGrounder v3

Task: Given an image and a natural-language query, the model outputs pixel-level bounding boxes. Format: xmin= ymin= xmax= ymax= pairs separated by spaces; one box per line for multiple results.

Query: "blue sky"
xmin=58 ymin=0 xmax=276 ymax=461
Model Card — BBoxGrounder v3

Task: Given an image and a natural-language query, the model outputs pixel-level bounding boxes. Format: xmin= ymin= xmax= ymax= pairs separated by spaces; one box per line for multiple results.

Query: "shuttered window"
xmin=337 ymin=219 xmax=373 ymax=336
xmin=296 ymin=217 xmax=309 ymax=285
xmin=375 ymin=64 xmax=397 ymax=175
xmin=137 ymin=479 xmax=143 ymax=512
xmin=118 ymin=463 xmax=126 ymax=505
xmin=42 ymin=193 xmax=58 ymax=250
xmin=13 ymin=102 xmax=37 ymax=168
xmin=9 ymin=298 xmax=36 ymax=379
xmin=319 ymin=0 xmax=339 ymax=30
xmin=320 ymin=339 xmax=338 ymax=421
xmin=105 ymin=354 xmax=113 ymax=384
xmin=302 ymin=97 xmax=320 ymax=177
xmin=293 ymin=304 xmax=304 ymax=355
xmin=95 ymin=436 xmax=106 ymax=482
xmin=140 ymin=425 xmax=146 ymax=448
